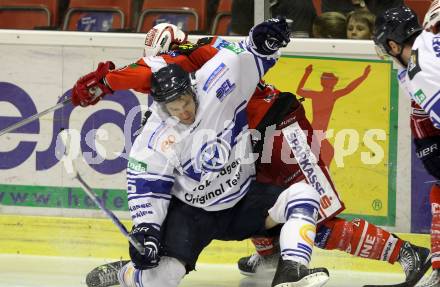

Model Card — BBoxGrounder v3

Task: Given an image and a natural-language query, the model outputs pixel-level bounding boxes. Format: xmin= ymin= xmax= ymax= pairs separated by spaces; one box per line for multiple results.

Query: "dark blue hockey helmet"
xmin=374 ymin=5 xmax=422 ymax=57
xmin=150 ymin=64 xmax=193 ymax=103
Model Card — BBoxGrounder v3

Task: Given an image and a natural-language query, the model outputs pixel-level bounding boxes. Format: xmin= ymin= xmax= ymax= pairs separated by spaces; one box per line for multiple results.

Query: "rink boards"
xmin=0 ymin=214 xmax=430 ymax=273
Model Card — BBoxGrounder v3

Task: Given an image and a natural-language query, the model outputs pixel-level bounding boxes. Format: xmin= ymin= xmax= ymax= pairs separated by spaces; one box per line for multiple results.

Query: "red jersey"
xmin=105 ymin=37 xmax=220 ymax=93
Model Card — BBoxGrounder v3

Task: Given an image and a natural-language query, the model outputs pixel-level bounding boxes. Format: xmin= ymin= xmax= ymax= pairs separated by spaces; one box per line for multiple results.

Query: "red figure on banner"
xmin=296 ymin=64 xmax=371 ymax=167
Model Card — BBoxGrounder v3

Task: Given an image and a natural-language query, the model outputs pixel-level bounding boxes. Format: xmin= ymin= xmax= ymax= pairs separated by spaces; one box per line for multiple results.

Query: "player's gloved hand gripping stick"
xmin=0 ymin=61 xmax=114 ymax=137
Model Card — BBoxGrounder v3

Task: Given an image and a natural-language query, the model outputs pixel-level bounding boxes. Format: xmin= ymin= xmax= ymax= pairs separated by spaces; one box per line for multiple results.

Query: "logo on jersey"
xmin=216 ymin=79 xmax=236 ymax=101
xmin=408 ymin=49 xmax=422 ymax=80
xmin=213 ymin=38 xmax=231 ymax=50
xmin=432 ymin=36 xmax=440 ymax=57
xmin=203 ymin=63 xmax=227 ymax=92
xmin=128 ymin=158 xmax=148 ymax=172
xmin=165 ymin=50 xmax=179 ymax=57
xmin=160 ymin=135 xmax=176 ymax=151
xmin=196 ymin=138 xmax=231 ymax=172
xmin=225 ymin=43 xmax=245 ymax=55
xmin=414 ymin=89 xmax=427 ymax=105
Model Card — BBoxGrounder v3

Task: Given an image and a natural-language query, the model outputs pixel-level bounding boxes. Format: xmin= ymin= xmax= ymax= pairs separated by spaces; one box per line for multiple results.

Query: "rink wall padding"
xmin=0 ymin=30 xmax=432 ymax=239
xmin=0 ymin=214 xmax=429 ymax=273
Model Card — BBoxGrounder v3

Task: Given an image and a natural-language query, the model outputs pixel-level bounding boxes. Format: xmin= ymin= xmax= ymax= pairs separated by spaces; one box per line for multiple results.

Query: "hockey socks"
xmin=316 ymin=217 xmax=403 ymax=263
xmin=280 ymin=218 xmax=316 ymax=266
xmin=431 ymin=184 xmax=440 ymax=269
xmin=267 ymin=183 xmax=320 ymax=267
xmin=251 ymin=237 xmax=278 ymax=256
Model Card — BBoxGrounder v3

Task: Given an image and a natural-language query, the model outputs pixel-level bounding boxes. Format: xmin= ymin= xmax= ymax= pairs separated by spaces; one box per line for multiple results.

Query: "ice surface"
xmin=0 ymin=254 xmax=417 ymax=287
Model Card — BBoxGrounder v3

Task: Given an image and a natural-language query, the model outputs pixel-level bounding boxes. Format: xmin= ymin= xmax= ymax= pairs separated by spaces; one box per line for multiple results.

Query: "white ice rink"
xmin=0 ymin=254 xmax=412 ymax=287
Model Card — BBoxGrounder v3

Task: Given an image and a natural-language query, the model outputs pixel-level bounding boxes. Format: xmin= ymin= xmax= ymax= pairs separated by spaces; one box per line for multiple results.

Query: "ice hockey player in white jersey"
xmin=101 ymin=17 xmax=330 ymax=287
xmin=374 ymin=5 xmax=440 ymax=287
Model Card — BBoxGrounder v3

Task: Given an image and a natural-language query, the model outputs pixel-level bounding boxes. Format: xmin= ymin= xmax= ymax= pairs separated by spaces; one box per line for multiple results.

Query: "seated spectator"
xmin=346 ymin=9 xmax=375 ymax=39
xmin=230 ymin=0 xmax=316 ymax=37
xmin=312 ymin=12 xmax=347 ymax=39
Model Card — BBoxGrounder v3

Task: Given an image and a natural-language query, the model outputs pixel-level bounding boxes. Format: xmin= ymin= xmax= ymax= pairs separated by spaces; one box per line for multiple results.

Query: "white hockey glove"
xmin=423 ymin=0 xmax=440 ymax=33
xmin=143 ymin=23 xmax=187 ymax=57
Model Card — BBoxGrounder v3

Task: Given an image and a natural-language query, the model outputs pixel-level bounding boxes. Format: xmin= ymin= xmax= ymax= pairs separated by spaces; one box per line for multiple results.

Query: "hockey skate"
xmin=364 ymin=241 xmax=431 ymax=287
xmin=86 ymin=259 xmax=130 ymax=287
xmin=416 ymin=269 xmax=440 ymax=287
xmin=271 ymin=258 xmax=329 ymax=287
xmin=237 ymin=252 xmax=280 ymax=276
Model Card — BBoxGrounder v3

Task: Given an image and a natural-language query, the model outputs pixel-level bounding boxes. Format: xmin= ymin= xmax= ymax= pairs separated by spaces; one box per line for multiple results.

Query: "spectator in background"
xmin=346 ymin=10 xmax=376 ymax=39
xmin=312 ymin=12 xmax=347 ymax=38
xmin=230 ymin=0 xmax=316 ymax=37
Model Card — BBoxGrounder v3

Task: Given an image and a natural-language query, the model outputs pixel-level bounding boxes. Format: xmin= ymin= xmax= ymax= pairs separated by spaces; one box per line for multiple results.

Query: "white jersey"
xmin=127 ymin=38 xmax=279 ymax=227
xmin=403 ymin=30 xmax=440 ymax=128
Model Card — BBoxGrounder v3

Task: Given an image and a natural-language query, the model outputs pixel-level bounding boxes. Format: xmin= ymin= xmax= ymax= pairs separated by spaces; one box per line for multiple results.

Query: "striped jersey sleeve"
xmin=126 ymin=131 xmax=176 ymax=228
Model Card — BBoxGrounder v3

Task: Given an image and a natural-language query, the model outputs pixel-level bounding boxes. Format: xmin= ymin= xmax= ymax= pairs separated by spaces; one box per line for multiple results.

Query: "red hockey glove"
xmin=71 ymin=61 xmax=115 ymax=107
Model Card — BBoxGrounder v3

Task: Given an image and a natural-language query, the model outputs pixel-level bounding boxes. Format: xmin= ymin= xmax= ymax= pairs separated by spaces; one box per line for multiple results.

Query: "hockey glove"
xmin=415 ymin=136 xmax=440 ymax=180
xmin=71 ymin=61 xmax=115 ymax=107
xmin=249 ymin=16 xmax=291 ymax=55
xmin=129 ymin=223 xmax=161 ymax=270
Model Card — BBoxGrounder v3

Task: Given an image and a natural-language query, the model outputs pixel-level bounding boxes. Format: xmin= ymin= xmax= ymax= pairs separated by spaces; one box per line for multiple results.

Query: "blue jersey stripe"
xmin=130 ymin=178 xmax=173 ymax=195
xmin=127 ymin=169 xmax=175 ymax=180
xmin=128 ymin=194 xmax=171 ymax=201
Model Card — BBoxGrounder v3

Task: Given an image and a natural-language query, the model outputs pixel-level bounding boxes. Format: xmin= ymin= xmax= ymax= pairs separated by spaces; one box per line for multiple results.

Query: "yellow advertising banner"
xmin=264 ymin=56 xmax=398 ymax=225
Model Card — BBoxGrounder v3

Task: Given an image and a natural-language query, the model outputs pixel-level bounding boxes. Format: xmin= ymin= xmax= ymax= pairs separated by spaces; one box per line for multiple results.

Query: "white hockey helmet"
xmin=423 ymin=0 xmax=440 ymax=33
xmin=143 ymin=23 xmax=187 ymax=57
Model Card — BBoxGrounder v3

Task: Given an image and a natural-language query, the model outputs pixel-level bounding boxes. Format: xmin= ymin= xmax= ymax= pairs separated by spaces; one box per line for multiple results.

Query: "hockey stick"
xmin=0 ymin=98 xmax=71 ymax=137
xmin=59 ymin=130 xmax=145 ymax=255
xmin=73 ymin=171 xmax=145 ymax=255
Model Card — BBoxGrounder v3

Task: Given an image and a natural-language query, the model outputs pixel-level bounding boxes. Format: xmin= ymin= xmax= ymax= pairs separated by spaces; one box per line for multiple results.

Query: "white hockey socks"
xmin=268 ymin=182 xmax=320 ymax=267
xmin=279 ymin=213 xmax=317 ymax=266
xmin=117 ymin=257 xmax=185 ymax=287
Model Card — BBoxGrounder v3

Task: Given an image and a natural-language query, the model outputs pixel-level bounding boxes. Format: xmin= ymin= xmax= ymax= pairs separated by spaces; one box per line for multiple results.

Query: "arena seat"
xmin=0 ymin=0 xmax=59 ymax=29
xmin=211 ymin=0 xmax=232 ymax=35
xmin=63 ymin=0 xmax=132 ymax=31
xmin=136 ymin=0 xmax=207 ymax=33
xmin=405 ymin=0 xmax=431 ymax=24
xmin=312 ymin=0 xmax=321 ymax=16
